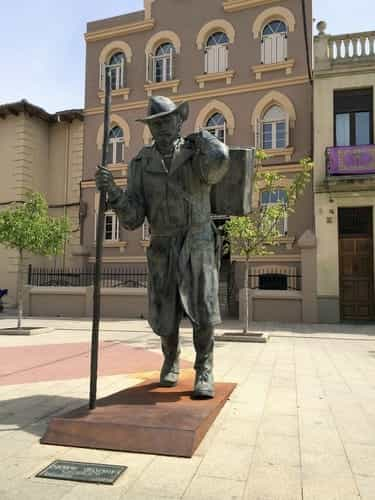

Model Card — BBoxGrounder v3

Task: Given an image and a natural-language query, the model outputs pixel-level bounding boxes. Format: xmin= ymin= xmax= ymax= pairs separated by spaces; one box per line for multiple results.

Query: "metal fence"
xmin=248 ymin=272 xmax=302 ymax=291
xmin=28 ymin=265 xmax=148 ymax=288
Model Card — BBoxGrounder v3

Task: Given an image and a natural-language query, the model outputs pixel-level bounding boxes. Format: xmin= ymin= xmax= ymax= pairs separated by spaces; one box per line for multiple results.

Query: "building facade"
xmin=0 ymin=100 xmax=84 ymax=307
xmin=314 ymin=23 xmax=375 ymax=322
xmin=81 ymin=0 xmax=314 ymax=321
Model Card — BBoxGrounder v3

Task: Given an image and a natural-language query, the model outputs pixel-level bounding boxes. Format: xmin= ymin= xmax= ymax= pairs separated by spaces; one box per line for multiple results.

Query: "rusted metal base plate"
xmin=41 ymin=378 xmax=236 ymax=458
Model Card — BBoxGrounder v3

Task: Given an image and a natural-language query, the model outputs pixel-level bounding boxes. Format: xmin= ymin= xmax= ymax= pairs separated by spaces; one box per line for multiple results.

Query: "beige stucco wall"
xmin=82 ymin=0 xmax=313 ymax=267
xmin=314 ymin=74 xmax=375 ymax=187
xmin=0 ymin=112 xmax=84 ymax=307
xmin=314 ymin=53 xmax=375 ymax=321
xmin=25 ymin=286 xmax=148 ymax=319
xmin=315 ymin=193 xmax=375 ymax=294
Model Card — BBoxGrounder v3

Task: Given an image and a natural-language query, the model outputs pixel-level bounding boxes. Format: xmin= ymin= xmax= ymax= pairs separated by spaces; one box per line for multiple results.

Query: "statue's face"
xmin=148 ymin=113 xmax=181 ymax=152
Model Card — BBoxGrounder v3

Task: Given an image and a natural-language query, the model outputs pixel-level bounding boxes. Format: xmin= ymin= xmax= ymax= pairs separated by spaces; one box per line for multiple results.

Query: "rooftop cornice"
xmin=85 ymin=18 xmax=155 ymax=43
xmin=223 ymin=0 xmax=285 ymax=12
xmin=0 ymin=99 xmax=83 ymax=123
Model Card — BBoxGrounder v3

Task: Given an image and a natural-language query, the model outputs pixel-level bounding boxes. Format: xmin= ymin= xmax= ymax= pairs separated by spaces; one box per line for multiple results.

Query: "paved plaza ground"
xmin=0 ymin=316 xmax=375 ymax=499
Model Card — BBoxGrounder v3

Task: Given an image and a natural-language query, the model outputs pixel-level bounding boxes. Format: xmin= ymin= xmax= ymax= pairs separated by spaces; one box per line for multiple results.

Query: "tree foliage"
xmin=0 ymin=192 xmax=70 ymax=328
xmin=224 ymin=155 xmax=313 ymax=260
xmin=223 ymin=153 xmax=313 ymax=334
xmin=0 ymin=192 xmax=70 ymax=255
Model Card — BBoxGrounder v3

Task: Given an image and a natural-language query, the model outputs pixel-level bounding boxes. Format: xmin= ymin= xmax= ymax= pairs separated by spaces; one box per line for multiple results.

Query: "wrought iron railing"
xmin=28 ymin=265 xmax=148 ymax=288
xmin=248 ymin=272 xmax=301 ymax=291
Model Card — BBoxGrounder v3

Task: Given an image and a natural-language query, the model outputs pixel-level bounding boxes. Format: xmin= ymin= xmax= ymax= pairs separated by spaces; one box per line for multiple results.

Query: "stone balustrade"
xmin=328 ymin=31 xmax=375 ymax=62
xmin=314 ymin=22 xmax=375 ymax=72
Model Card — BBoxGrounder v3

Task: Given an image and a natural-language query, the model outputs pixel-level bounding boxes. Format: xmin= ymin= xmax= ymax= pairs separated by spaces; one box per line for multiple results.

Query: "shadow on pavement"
xmin=0 ymin=395 xmax=87 ymax=437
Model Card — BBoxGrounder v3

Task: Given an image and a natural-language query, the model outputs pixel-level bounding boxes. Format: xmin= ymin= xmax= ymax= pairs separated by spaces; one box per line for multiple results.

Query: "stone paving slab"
xmin=1 ymin=319 xmax=375 ymax=499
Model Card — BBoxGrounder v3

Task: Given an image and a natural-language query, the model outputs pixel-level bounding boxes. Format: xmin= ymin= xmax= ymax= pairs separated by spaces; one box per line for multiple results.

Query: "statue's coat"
xmin=108 ymin=131 xmax=230 ymax=336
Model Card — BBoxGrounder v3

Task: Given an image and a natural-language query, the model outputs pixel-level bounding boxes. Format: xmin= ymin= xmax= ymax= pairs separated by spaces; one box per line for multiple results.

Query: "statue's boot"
xmin=160 ymin=334 xmax=180 ymax=387
xmin=192 ymin=326 xmax=215 ymax=399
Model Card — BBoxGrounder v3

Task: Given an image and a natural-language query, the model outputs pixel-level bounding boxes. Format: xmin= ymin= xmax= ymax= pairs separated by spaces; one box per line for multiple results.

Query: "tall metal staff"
xmin=89 ymin=66 xmax=112 ymax=410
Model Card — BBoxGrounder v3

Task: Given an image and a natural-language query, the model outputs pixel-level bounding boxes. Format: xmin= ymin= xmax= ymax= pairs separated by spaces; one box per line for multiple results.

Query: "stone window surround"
xmin=251 ymin=90 xmax=296 ymax=158
xmin=96 ymin=114 xmax=131 ymax=150
xmin=194 ymin=70 xmax=235 ymax=89
xmin=145 ymin=30 xmax=182 ymax=55
xmin=196 ymin=19 xmax=235 ymax=50
xmin=98 ymin=41 xmax=133 ymax=95
xmin=144 ymin=79 xmax=180 ymax=96
xmin=194 ymin=99 xmax=235 ymax=136
xmin=252 ymin=59 xmax=295 ymax=80
xmin=250 ymin=265 xmax=298 ymax=289
xmin=252 ymin=6 xmax=296 ymax=39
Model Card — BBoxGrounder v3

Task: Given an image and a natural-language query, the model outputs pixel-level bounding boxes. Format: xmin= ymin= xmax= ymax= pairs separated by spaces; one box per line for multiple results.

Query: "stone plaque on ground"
xmin=36 ymin=460 xmax=127 ymax=485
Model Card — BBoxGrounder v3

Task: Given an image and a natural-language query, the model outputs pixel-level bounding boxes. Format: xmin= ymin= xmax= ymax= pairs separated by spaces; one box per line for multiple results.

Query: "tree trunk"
xmin=243 ymin=259 xmax=249 ymax=334
xmin=17 ymin=249 xmax=24 ymax=329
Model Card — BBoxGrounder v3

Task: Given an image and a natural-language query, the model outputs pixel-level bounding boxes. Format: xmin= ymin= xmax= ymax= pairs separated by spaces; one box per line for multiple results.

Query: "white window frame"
xmin=108 ymin=136 xmax=125 ymax=164
xmin=104 ymin=211 xmax=120 ymax=242
xmin=202 ymin=124 xmax=226 ymax=144
xmin=142 ymin=218 xmax=151 ymax=241
xmin=260 ymin=189 xmax=288 ymax=235
xmin=202 ymin=113 xmax=227 ymax=143
xmin=99 ymin=54 xmax=125 ymax=90
xmin=147 ymin=47 xmax=174 ymax=83
xmin=257 ymin=106 xmax=289 ymax=150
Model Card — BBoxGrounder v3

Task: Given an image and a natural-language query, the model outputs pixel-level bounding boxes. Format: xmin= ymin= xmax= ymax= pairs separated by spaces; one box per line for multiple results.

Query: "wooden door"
xmin=339 ymin=236 xmax=374 ymax=320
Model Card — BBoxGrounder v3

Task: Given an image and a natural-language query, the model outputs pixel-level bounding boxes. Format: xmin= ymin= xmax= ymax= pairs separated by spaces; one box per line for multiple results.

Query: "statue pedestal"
xmin=41 ymin=378 xmax=236 ymax=458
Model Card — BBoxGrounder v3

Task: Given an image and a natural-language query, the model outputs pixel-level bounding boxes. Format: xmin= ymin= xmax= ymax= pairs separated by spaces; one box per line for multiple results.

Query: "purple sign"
xmin=327 ymin=145 xmax=375 ymax=175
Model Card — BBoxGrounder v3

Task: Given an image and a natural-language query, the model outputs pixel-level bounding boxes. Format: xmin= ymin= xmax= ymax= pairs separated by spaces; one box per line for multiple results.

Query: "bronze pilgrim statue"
xmin=96 ymin=96 xmax=230 ymax=398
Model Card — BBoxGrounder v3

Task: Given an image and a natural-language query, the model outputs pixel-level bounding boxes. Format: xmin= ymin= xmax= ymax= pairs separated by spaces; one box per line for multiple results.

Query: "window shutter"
xmin=285 ymin=115 xmax=290 ymax=147
xmin=264 ymin=36 xmax=273 ymax=64
xmin=107 ymin=142 xmax=114 ymax=164
xmin=169 ymin=48 xmax=173 ymax=80
xmin=116 ymin=142 xmax=124 ymax=164
xmin=219 ymin=45 xmax=228 ymax=72
xmin=204 ymin=48 xmax=208 ymax=73
xmin=276 ymin=33 xmax=285 ymax=63
xmin=256 ymin=118 xmax=262 ymax=148
xmin=146 ymin=53 xmax=153 ymax=82
xmin=120 ymin=59 xmax=125 ymax=87
xmin=99 ymin=63 xmax=105 ymax=90
xmin=283 ymin=33 xmax=288 ymax=60
xmin=261 ymin=38 xmax=265 ymax=64
xmin=115 ymin=215 xmax=120 ymax=241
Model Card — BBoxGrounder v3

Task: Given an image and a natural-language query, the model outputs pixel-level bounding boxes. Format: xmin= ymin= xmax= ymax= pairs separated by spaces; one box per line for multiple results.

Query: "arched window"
xmin=203 ymin=113 xmax=226 ymax=143
xmin=261 ymin=105 xmax=288 ymax=150
xmin=148 ymin=42 xmax=175 ymax=83
xmin=205 ymin=31 xmax=229 ymax=73
xmin=260 ymin=189 xmax=288 ymax=235
xmin=107 ymin=126 xmax=125 ymax=164
xmin=261 ymin=20 xmax=287 ymax=64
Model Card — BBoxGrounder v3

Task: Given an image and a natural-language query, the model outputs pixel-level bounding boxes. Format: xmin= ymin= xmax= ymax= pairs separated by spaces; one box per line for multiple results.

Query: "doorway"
xmin=338 ymin=207 xmax=374 ymax=321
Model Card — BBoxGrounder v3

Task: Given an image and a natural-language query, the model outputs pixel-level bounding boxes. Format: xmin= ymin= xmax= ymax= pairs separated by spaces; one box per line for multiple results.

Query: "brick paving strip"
xmin=0 ymin=341 xmax=191 ymax=386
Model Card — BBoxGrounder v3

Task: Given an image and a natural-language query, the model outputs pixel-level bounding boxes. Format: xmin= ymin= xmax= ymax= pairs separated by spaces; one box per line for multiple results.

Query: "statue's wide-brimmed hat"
xmin=136 ymin=96 xmax=189 ymax=123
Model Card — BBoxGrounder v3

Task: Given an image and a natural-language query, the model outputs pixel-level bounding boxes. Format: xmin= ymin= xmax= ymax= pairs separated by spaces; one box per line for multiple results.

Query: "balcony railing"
xmin=328 ymin=31 xmax=375 ymax=63
xmin=326 ymin=145 xmax=375 ymax=176
xmin=314 ymin=24 xmax=375 ymax=72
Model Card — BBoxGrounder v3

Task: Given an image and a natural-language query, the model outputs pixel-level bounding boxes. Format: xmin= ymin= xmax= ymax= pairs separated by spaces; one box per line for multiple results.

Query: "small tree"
xmin=224 ymin=154 xmax=313 ymax=333
xmin=0 ymin=192 xmax=70 ymax=329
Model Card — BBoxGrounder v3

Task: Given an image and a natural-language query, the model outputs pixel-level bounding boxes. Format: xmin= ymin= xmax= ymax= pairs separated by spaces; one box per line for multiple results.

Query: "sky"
xmin=0 ymin=0 xmax=373 ymax=113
